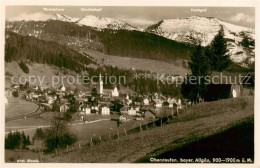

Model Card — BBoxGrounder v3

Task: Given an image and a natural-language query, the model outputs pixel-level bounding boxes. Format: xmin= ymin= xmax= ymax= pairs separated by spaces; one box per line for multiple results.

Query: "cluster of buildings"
xmin=5 ymin=74 xmax=184 ymax=123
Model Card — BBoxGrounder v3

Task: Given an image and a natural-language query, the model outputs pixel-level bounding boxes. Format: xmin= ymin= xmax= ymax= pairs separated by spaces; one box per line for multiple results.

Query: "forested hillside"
xmin=5 ymin=31 xmax=95 ymax=72
xmin=100 ymin=29 xmax=195 ymax=61
xmin=6 ymin=21 xmax=195 ymax=63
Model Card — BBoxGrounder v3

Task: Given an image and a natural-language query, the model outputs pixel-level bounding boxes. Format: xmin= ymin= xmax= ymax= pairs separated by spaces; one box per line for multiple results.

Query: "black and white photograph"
xmin=1 ymin=0 xmax=259 ymax=166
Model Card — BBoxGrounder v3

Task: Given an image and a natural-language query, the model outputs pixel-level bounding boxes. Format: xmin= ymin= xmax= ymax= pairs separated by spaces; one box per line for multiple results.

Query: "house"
xmin=111 ymin=87 xmax=119 ymax=97
xmin=167 ymin=98 xmax=177 ymax=108
xmin=135 ymin=106 xmax=140 ymax=112
xmin=60 ymin=85 xmax=66 ymax=92
xmin=128 ymin=107 xmax=136 ymax=116
xmin=101 ymin=106 xmax=110 ymax=115
xmin=59 ymin=104 xmax=69 ymax=113
xmin=91 ymin=106 xmax=99 ymax=111
xmin=126 ymin=94 xmax=129 ymax=100
xmin=154 ymin=99 xmax=163 ymax=108
xmin=32 ymin=94 xmax=39 ymax=101
xmin=85 ymin=106 xmax=91 ymax=114
xmin=143 ymin=98 xmax=149 ymax=106
xmin=120 ymin=106 xmax=128 ymax=114
xmin=177 ymin=99 xmax=182 ymax=109
xmin=205 ymin=72 xmax=247 ymax=101
xmin=203 ymin=84 xmax=243 ymax=101
xmin=154 ymin=93 xmax=159 ymax=99
xmin=126 ymin=98 xmax=133 ymax=106
xmin=134 ymin=116 xmax=144 ymax=121
xmin=119 ymin=114 xmax=127 ymax=122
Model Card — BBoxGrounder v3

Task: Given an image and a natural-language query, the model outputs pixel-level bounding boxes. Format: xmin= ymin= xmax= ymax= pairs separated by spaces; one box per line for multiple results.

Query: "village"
xmin=5 ymin=74 xmax=184 ymax=125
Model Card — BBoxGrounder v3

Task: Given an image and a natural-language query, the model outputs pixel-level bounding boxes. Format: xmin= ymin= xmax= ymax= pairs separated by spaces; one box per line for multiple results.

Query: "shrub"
xmin=18 ymin=61 xmax=29 ymax=74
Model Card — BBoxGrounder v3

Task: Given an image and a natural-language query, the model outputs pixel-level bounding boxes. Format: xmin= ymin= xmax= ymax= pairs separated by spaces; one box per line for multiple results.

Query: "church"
xmin=97 ymin=74 xmax=119 ymax=97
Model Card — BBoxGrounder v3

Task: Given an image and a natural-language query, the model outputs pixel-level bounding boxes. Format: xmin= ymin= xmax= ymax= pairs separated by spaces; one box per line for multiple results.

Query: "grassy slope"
xmin=5 ymin=61 xmax=93 ymax=90
xmin=43 ymin=96 xmax=253 ymax=163
xmin=83 ymin=50 xmax=189 ymax=75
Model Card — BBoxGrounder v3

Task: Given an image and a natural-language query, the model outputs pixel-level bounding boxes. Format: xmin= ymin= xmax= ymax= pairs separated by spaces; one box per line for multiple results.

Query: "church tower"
xmin=97 ymin=74 xmax=103 ymax=95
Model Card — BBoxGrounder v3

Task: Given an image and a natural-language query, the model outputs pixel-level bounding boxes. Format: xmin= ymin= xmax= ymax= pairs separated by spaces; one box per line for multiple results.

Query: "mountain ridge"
xmin=5 ymin=14 xmax=255 ymax=65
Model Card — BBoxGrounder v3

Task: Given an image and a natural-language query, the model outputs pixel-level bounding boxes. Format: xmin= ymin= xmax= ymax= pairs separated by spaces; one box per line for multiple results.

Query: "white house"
xmin=168 ymin=98 xmax=177 ymax=108
xmin=135 ymin=106 xmax=140 ymax=112
xmin=47 ymin=96 xmax=55 ymax=104
xmin=154 ymin=99 xmax=163 ymax=108
xmin=84 ymin=106 xmax=91 ymax=114
xmin=177 ymin=99 xmax=182 ymax=109
xmin=101 ymin=106 xmax=110 ymax=115
xmin=143 ymin=98 xmax=149 ymax=105
xmin=154 ymin=93 xmax=159 ymax=99
xmin=128 ymin=107 xmax=136 ymax=116
xmin=126 ymin=99 xmax=133 ymax=105
xmin=60 ymin=85 xmax=66 ymax=92
xmin=59 ymin=104 xmax=69 ymax=113
xmin=111 ymin=87 xmax=119 ymax=97
xmin=91 ymin=106 xmax=99 ymax=111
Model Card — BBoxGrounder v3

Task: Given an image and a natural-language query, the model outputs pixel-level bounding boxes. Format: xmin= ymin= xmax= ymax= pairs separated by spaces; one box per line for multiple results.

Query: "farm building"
xmin=204 ymin=84 xmax=243 ymax=101
xmin=203 ymin=72 xmax=254 ymax=101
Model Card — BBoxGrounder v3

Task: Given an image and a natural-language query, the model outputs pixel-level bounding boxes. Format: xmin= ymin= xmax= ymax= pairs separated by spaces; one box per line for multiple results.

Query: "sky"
xmin=6 ymin=6 xmax=255 ymax=28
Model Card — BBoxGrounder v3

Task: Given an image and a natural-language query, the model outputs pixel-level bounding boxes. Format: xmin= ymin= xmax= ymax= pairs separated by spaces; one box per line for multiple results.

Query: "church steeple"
xmin=98 ymin=73 xmax=103 ymax=95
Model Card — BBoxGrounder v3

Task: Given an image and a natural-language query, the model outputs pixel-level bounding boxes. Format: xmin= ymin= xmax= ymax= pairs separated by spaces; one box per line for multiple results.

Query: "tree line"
xmin=5 ymin=31 xmax=95 ymax=73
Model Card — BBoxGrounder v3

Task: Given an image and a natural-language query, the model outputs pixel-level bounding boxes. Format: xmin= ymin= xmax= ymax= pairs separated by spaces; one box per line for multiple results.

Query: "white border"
xmin=0 ymin=0 xmax=259 ymax=168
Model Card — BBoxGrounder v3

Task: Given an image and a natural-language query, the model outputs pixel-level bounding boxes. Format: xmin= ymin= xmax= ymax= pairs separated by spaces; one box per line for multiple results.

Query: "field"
xmin=5 ymin=99 xmax=38 ymax=118
xmin=6 ymin=96 xmax=251 ymax=163
xmin=83 ymin=50 xmax=189 ymax=75
xmin=69 ymin=119 xmax=149 ymax=144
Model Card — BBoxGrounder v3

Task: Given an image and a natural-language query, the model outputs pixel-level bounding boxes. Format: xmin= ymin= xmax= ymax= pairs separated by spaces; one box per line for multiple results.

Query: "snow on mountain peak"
xmin=49 ymin=14 xmax=79 ymax=22
xmin=76 ymin=15 xmax=137 ymax=30
xmin=146 ymin=15 xmax=254 ymax=46
xmin=145 ymin=15 xmax=255 ymax=64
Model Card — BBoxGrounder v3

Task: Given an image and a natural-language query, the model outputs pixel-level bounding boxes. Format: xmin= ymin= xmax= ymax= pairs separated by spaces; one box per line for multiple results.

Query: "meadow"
xmin=35 ymin=96 xmax=254 ymax=163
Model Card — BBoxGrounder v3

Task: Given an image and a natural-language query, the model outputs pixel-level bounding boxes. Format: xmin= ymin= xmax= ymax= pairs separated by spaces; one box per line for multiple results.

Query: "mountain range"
xmin=6 ymin=14 xmax=255 ymax=65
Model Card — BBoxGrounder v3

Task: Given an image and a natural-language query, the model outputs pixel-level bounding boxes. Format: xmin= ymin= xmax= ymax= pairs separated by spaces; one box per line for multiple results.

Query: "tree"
xmin=18 ymin=61 xmax=29 ymax=74
xmin=91 ymin=88 xmax=98 ymax=97
xmin=182 ymin=44 xmax=210 ymax=102
xmin=5 ymin=131 xmax=30 ymax=150
xmin=44 ymin=116 xmax=77 ymax=152
xmin=188 ymin=44 xmax=210 ymax=77
xmin=241 ymin=34 xmax=254 ymax=48
xmin=210 ymin=27 xmax=231 ymax=71
xmin=12 ymin=90 xmax=19 ymax=97
xmin=111 ymin=99 xmax=123 ymax=112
